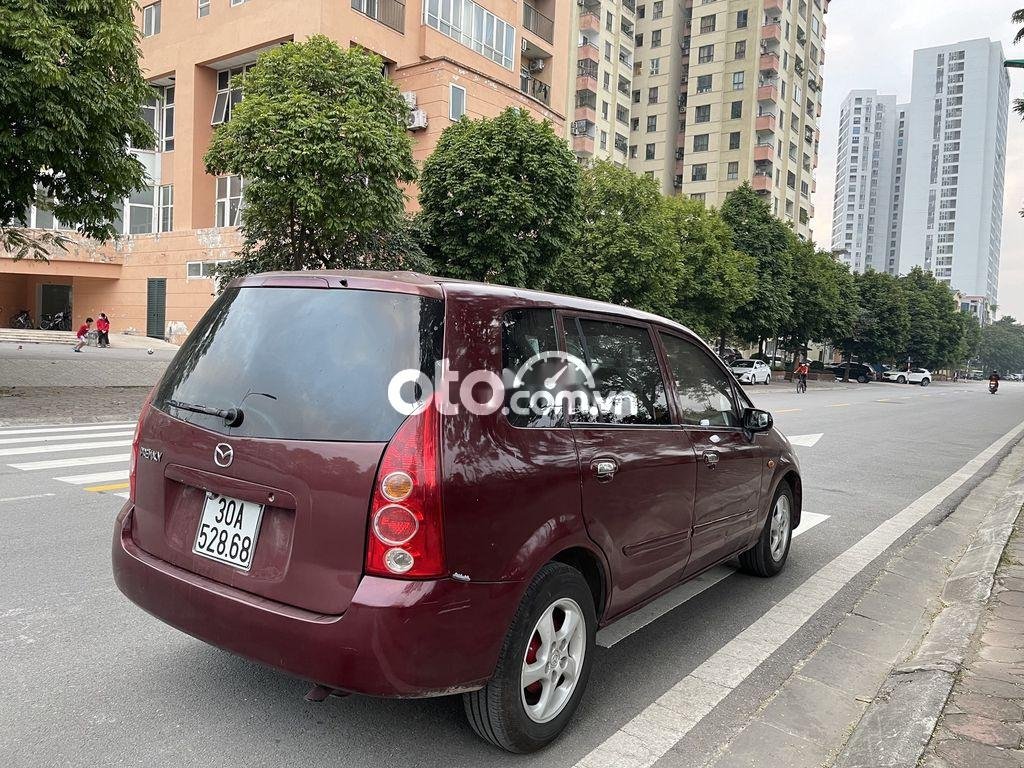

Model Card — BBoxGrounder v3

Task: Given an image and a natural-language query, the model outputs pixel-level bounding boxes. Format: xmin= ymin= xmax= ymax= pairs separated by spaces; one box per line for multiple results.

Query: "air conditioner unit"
xmin=571 ymin=120 xmax=589 ymax=136
xmin=401 ymin=91 xmax=417 ymax=109
xmin=529 ymin=59 xmax=545 ymax=72
xmin=407 ymin=108 xmax=428 ymax=131
xmin=522 ymin=38 xmax=529 ymax=53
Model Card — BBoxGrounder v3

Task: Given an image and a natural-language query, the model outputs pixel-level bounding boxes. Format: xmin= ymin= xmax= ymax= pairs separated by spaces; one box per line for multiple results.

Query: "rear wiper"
xmin=166 ymin=399 xmax=244 ymax=428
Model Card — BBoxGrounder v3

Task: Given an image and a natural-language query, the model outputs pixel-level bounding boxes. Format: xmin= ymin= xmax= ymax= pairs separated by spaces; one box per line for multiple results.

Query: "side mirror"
xmin=743 ymin=407 xmax=773 ymax=433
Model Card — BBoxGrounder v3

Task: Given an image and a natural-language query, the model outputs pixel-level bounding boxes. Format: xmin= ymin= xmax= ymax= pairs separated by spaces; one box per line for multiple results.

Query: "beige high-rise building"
xmin=631 ymin=0 xmax=830 ymax=238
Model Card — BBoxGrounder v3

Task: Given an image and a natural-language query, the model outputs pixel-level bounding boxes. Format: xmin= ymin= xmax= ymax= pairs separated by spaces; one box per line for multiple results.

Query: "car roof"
xmin=229 ymin=269 xmax=701 ymax=338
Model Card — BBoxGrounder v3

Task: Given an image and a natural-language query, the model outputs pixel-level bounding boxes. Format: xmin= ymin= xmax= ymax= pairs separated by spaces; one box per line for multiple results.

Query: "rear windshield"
xmin=153 ymin=287 xmax=444 ymax=442
xmin=733 ymin=361 xmax=754 ymax=368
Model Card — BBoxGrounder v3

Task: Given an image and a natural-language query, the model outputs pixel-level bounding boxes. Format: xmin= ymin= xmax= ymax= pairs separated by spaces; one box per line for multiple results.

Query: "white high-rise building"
xmin=898 ymin=39 xmax=1009 ymax=322
xmin=830 ymin=90 xmax=899 ymax=273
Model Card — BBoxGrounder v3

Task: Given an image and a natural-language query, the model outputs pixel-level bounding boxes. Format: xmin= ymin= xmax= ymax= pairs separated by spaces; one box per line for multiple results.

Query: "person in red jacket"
xmin=96 ymin=313 xmax=110 ymax=348
xmin=73 ymin=317 xmax=93 ymax=353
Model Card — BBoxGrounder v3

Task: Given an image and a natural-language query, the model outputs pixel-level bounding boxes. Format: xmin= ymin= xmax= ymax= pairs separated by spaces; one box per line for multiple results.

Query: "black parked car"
xmin=824 ymin=363 xmax=876 ymax=384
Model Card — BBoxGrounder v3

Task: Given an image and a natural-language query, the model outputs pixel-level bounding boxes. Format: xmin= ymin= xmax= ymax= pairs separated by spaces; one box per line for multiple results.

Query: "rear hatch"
xmin=132 ymin=277 xmax=444 ymax=615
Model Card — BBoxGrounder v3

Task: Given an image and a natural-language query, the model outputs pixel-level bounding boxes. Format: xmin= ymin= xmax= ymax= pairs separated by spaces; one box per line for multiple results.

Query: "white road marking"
xmin=54 ymin=470 xmax=130 ymax=485
xmin=0 ymin=439 xmax=132 ymax=458
xmin=576 ymin=419 xmax=1024 ymax=768
xmin=787 ymin=433 xmax=823 ymax=447
xmin=113 ymin=492 xmax=130 ymax=500
xmin=9 ymin=453 xmax=130 ymax=471
xmin=0 ymin=493 xmax=57 ymax=503
xmin=597 ymin=512 xmax=831 ymax=648
xmin=0 ymin=422 xmax=135 ymax=436
xmin=0 ymin=430 xmax=132 ymax=446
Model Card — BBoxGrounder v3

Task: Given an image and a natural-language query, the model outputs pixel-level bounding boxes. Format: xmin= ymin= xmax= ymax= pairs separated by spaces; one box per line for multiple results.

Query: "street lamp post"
xmin=1005 ymin=59 xmax=1024 ymax=69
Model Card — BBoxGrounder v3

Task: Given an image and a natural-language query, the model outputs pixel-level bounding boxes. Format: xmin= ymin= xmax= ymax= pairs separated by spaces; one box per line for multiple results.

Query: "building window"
xmin=648 ymin=86 xmax=659 ymax=103
xmin=211 ymin=65 xmax=253 ymax=125
xmin=629 ymin=145 xmax=638 ymax=159
xmin=645 ymin=143 xmax=656 ymax=160
xmin=424 ymin=0 xmax=515 ymax=70
xmin=690 ymin=192 xmax=706 ymax=202
xmin=649 ymin=58 xmax=661 ymax=75
xmin=161 ymin=86 xmax=175 ymax=151
xmin=700 ymin=15 xmax=716 ymax=33
xmin=651 ymin=29 xmax=662 ymax=47
xmin=198 ymin=0 xmax=211 ymax=17
xmin=727 ymin=161 xmax=739 ymax=180
xmin=186 ymin=259 xmax=234 ymax=279
xmin=231 ymin=0 xmax=248 ymax=5
xmin=693 ymin=134 xmax=709 ymax=152
xmin=692 ymin=163 xmax=707 ymax=181
xmin=449 ymin=84 xmax=467 ymax=120
xmin=215 ymin=175 xmax=245 ymax=227
xmin=635 ymin=33 xmax=644 ymax=47
xmin=653 ymin=1 xmax=664 ymax=19
xmin=729 ymin=131 xmax=741 ymax=150
xmin=698 ymin=44 xmax=714 ymax=64
xmin=732 ymin=72 xmax=745 ymax=90
xmin=696 ymin=74 xmax=712 ymax=93
xmin=142 ymin=3 xmax=161 ymax=37
xmin=695 ymin=104 xmax=711 ymax=123
xmin=632 ymin=89 xmax=641 ymax=104
xmin=129 ymin=186 xmax=155 ymax=234
xmin=735 ymin=40 xmax=746 ymax=59
xmin=730 ymin=100 xmax=742 ymax=119
xmin=737 ymin=9 xmax=748 ymax=28
xmin=158 ymin=185 xmax=173 ymax=233
xmin=647 ymin=115 xmax=657 ymax=132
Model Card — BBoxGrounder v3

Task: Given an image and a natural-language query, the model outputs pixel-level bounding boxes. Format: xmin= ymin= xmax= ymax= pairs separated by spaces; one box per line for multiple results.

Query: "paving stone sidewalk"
xmin=920 ymin=523 xmax=1024 ymax=768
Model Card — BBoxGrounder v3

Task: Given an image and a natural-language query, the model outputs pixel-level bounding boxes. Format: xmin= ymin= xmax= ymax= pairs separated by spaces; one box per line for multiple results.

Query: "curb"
xmin=833 ymin=469 xmax=1024 ymax=768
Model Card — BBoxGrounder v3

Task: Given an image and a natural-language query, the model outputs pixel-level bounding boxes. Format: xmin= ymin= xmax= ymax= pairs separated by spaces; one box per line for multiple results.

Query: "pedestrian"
xmin=96 ymin=313 xmax=110 ymax=348
xmin=73 ymin=317 xmax=93 ymax=352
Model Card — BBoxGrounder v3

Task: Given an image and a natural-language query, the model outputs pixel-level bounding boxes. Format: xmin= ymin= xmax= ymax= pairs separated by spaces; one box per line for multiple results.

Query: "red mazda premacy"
xmin=113 ymin=271 xmax=801 ymax=753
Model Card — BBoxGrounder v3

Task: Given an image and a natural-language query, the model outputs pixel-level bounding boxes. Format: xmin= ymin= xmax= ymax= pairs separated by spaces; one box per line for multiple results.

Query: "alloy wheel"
xmin=769 ymin=494 xmax=791 ymax=562
xmin=520 ymin=598 xmax=586 ymax=724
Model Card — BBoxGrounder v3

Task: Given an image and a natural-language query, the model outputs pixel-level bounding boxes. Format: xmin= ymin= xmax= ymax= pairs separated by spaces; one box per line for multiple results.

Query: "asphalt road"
xmin=1 ymin=379 xmax=1022 ymax=767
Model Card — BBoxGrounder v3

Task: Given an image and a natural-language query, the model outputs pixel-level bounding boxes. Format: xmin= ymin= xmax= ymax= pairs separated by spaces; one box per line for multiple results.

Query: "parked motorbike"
xmin=38 ymin=310 xmax=71 ymax=331
xmin=9 ymin=309 xmax=32 ymax=329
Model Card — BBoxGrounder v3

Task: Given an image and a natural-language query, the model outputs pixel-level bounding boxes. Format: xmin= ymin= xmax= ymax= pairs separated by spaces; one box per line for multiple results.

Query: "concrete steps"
xmin=0 ymin=328 xmax=178 ymax=350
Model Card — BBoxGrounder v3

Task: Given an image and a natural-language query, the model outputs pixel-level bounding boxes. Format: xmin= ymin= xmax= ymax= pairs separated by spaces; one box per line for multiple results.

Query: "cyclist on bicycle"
xmin=795 ymin=359 xmax=809 ymax=392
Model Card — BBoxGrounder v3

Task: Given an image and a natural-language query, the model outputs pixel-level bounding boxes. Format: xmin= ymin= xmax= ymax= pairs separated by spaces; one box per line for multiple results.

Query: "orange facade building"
xmin=1 ymin=0 xmax=566 ymax=340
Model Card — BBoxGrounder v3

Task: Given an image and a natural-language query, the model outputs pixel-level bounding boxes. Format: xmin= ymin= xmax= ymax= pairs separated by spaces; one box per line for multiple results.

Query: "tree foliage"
xmin=204 ymin=36 xmax=418 ymax=280
xmin=0 ymin=0 xmax=154 ymax=256
xmin=719 ymin=184 xmax=793 ymax=344
xmin=836 ymin=270 xmax=909 ymax=364
xmin=779 ymin=235 xmax=857 ymax=355
xmin=418 ymin=108 xmax=579 ymax=288
xmin=554 ymin=162 xmax=679 ymax=315
xmin=980 ymin=316 xmax=1024 ymax=373
xmin=898 ymin=267 xmax=963 ymax=368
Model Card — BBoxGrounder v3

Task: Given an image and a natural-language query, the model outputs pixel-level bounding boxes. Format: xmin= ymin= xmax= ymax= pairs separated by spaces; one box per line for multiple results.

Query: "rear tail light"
xmin=128 ymin=388 xmax=156 ymax=503
xmin=365 ymin=397 xmax=446 ymax=579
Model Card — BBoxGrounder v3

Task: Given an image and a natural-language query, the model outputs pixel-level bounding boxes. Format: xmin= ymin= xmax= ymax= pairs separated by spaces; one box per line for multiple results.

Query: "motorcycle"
xmin=990 ymin=380 xmax=999 ymax=394
xmin=9 ymin=309 xmax=32 ymax=329
xmin=38 ymin=310 xmax=71 ymax=331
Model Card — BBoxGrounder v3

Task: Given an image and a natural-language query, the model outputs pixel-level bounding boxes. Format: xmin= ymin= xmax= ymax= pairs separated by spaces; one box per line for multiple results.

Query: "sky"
xmin=810 ymin=0 xmax=1024 ymax=320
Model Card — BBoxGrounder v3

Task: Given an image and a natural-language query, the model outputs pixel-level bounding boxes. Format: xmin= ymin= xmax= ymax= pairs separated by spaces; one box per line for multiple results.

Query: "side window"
xmin=501 ymin=309 xmax=560 ymax=428
xmin=571 ymin=318 xmax=671 ymax=425
xmin=660 ymin=334 xmax=740 ymax=428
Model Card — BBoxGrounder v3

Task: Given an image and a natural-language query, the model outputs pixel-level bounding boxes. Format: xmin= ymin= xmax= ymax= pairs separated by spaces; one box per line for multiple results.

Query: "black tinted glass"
xmin=573 ymin=319 xmax=670 ymax=426
xmin=501 ymin=309 xmax=561 ymax=428
xmin=661 ymin=334 xmax=740 ymax=427
xmin=153 ymin=287 xmax=444 ymax=442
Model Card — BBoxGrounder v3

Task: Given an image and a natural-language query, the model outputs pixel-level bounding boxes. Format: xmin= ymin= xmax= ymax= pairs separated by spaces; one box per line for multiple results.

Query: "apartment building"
xmin=898 ymin=39 xmax=1008 ymax=323
xmin=630 ymin=0 xmax=829 ymax=238
xmin=830 ymin=90 xmax=901 ymax=274
xmin=567 ymin=0 xmax=638 ymax=164
xmin=2 ymin=0 xmax=567 ymax=339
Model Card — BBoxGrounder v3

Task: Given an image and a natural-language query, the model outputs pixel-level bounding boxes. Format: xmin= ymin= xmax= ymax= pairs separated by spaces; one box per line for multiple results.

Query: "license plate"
xmin=192 ymin=493 xmax=265 ymax=571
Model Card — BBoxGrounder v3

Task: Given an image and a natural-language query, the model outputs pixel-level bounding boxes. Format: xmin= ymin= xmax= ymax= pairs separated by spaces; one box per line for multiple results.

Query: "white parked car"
xmin=883 ymin=367 xmax=932 ymax=386
xmin=730 ymin=359 xmax=772 ymax=385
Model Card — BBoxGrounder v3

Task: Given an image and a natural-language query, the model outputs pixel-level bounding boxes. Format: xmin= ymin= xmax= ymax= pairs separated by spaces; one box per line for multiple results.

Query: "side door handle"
xmin=703 ymin=451 xmax=720 ymax=469
xmin=593 ymin=459 xmax=618 ymax=482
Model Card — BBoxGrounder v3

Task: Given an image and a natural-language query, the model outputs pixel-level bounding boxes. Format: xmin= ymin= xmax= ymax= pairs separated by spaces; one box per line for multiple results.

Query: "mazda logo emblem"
xmin=213 ymin=443 xmax=234 ymax=468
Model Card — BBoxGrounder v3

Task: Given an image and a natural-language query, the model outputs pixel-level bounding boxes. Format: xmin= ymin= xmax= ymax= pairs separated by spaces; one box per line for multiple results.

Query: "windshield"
xmin=733 ymin=361 xmax=754 ymax=368
xmin=153 ymin=287 xmax=444 ymax=442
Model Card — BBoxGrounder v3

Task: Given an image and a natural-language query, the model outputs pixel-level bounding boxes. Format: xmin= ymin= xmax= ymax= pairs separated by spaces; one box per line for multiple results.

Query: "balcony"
xmin=579 ymin=11 xmax=600 ymax=35
xmin=756 ymin=113 xmax=777 ymax=132
xmin=765 ymin=0 xmax=784 ymax=10
xmin=578 ymin=42 xmax=600 ymax=64
xmin=757 ymin=84 xmax=778 ymax=102
xmin=575 ymin=105 xmax=596 ymax=123
xmin=350 ymin=0 xmax=405 ymax=34
xmin=520 ymin=74 xmax=551 ymax=106
xmin=761 ymin=23 xmax=782 ymax=44
xmin=573 ymin=134 xmax=595 ymax=156
xmin=752 ymin=173 xmax=773 ymax=193
xmin=576 ymin=61 xmax=598 ymax=91
xmin=759 ymin=53 xmax=780 ymax=73
xmin=523 ymin=3 xmax=554 ymax=44
xmin=754 ymin=144 xmax=775 ymax=162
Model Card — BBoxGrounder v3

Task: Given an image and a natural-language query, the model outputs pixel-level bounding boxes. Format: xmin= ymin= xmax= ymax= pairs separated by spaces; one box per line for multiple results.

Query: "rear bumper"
xmin=112 ymin=504 xmax=523 ymax=697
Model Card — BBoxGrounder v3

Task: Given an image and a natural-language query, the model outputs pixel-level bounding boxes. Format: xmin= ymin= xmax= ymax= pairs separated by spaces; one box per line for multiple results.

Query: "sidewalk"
xmin=0 ymin=328 xmax=178 ymax=351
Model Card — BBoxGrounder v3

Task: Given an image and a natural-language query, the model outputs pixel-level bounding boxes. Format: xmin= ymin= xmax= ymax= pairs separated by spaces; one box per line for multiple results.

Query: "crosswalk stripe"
xmin=0 ymin=430 xmax=133 ymax=446
xmin=0 ymin=423 xmax=136 ymax=436
xmin=0 ymin=439 xmax=132 ymax=458
xmin=9 ymin=453 xmax=130 ymax=471
xmin=54 ymin=470 xmax=130 ymax=485
xmin=113 ymin=492 xmax=130 ymax=500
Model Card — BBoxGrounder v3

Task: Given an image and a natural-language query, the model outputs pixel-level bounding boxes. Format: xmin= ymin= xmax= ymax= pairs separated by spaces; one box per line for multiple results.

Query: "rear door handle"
xmin=703 ymin=451 xmax=720 ymax=468
xmin=594 ymin=459 xmax=617 ymax=481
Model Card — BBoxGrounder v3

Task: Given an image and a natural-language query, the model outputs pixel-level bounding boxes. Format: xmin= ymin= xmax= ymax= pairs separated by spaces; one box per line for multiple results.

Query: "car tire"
xmin=897 ymin=375 xmax=907 ymax=384
xmin=463 ymin=562 xmax=596 ymax=754
xmin=739 ymin=483 xmax=794 ymax=578
xmin=765 ymin=374 xmax=771 ymax=385
xmin=857 ymin=375 xmax=868 ymax=384
xmin=921 ymin=378 xmax=930 ymax=387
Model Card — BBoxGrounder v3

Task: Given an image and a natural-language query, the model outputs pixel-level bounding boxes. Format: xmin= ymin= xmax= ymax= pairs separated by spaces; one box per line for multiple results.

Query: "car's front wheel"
xmin=739 ymin=484 xmax=793 ymax=577
xmin=464 ymin=563 xmax=596 ymax=753
xmin=765 ymin=374 xmax=772 ymax=385
xmin=897 ymin=375 xmax=907 ymax=384
xmin=921 ymin=378 xmax=930 ymax=387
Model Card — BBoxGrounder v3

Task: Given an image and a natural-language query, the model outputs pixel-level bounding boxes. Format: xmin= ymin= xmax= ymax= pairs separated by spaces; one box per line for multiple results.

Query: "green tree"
xmin=204 ymin=37 xmax=418 ymax=279
xmin=980 ymin=316 xmax=1024 ymax=373
xmin=836 ymin=270 xmax=909 ymax=368
xmin=953 ymin=310 xmax=982 ymax=369
xmin=0 ymin=0 xmax=154 ymax=258
xmin=719 ymin=183 xmax=793 ymax=348
xmin=779 ymin=237 xmax=857 ymax=359
xmin=898 ymin=267 xmax=962 ymax=368
xmin=419 ymin=108 xmax=579 ymax=288
xmin=554 ymin=162 xmax=679 ymax=315
xmin=662 ymin=197 xmax=755 ymax=345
